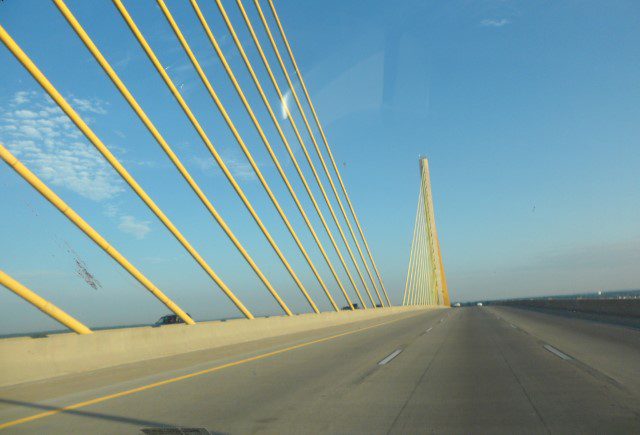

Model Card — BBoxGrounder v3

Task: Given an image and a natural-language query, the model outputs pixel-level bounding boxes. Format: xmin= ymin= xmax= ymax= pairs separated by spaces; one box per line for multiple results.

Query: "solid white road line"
xmin=378 ymin=349 xmax=403 ymax=365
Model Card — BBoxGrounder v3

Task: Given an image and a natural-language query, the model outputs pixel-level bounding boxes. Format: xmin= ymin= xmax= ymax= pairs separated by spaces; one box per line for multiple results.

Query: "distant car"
xmin=476 ymin=302 xmax=483 ymax=307
xmin=341 ymin=303 xmax=360 ymax=310
xmin=453 ymin=303 xmax=461 ymax=307
xmin=153 ymin=314 xmax=191 ymax=327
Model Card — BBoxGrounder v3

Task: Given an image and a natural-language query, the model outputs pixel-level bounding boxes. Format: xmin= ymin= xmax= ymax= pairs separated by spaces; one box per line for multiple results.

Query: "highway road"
xmin=1 ymin=306 xmax=639 ymax=434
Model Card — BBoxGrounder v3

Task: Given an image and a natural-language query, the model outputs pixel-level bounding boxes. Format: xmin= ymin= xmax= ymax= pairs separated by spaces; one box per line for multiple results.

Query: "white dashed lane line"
xmin=544 ymin=344 xmax=572 ymax=360
xmin=378 ymin=349 xmax=403 ymax=365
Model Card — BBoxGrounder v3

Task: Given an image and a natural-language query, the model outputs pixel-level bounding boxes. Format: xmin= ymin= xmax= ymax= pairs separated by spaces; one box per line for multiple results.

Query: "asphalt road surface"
xmin=1 ymin=306 xmax=639 ymax=434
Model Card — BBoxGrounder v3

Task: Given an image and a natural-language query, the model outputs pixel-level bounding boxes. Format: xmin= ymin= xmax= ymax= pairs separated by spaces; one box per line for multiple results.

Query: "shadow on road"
xmin=0 ymin=397 xmax=172 ymax=429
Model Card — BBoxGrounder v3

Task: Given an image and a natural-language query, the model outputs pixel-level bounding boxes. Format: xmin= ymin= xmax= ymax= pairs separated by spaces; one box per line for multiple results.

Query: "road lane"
xmin=2 ymin=307 xmax=639 ymax=434
xmin=388 ymin=308 xmax=640 ymax=433
xmin=489 ymin=306 xmax=640 ymax=397
xmin=0 ymin=309 xmax=446 ymax=432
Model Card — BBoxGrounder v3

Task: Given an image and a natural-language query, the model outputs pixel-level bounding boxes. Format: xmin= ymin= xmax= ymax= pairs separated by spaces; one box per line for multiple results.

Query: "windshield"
xmin=0 ymin=1 xmax=638 ymax=433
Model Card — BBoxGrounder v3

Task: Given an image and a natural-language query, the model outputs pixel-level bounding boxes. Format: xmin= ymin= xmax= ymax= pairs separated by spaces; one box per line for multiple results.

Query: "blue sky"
xmin=1 ymin=0 xmax=639 ymax=334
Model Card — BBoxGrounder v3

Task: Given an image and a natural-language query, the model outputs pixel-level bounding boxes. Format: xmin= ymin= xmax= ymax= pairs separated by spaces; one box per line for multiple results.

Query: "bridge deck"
xmin=1 ymin=307 xmax=639 ymax=433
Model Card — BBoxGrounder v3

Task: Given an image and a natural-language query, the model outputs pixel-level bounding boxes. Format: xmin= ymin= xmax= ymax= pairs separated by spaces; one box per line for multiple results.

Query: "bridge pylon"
xmin=403 ymin=158 xmax=451 ymax=307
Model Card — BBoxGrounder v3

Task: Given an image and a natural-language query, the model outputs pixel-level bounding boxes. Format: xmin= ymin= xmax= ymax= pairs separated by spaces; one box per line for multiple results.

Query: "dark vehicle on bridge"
xmin=153 ymin=314 xmax=191 ymax=327
xmin=341 ymin=303 xmax=360 ymax=310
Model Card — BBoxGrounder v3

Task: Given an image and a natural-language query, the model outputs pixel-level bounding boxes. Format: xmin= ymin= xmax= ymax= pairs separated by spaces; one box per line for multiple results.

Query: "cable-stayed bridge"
xmin=1 ymin=0 xmax=428 ymax=329
xmin=1 ymin=2 xmax=639 ymax=433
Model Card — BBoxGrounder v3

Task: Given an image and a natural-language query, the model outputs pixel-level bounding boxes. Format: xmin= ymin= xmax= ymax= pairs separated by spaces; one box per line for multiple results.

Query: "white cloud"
xmin=227 ymin=158 xmax=257 ymax=181
xmin=0 ymin=91 xmax=123 ymax=201
xmin=118 ymin=215 xmax=151 ymax=240
xmin=191 ymin=155 xmax=215 ymax=172
xmin=12 ymin=91 xmax=33 ymax=105
xmin=71 ymin=97 xmax=108 ymax=115
xmin=104 ymin=204 xmax=151 ymax=239
xmin=191 ymin=152 xmax=257 ymax=181
xmin=18 ymin=125 xmax=41 ymax=139
xmin=481 ymin=18 xmax=511 ymax=27
xmin=103 ymin=204 xmax=119 ymax=218
xmin=14 ymin=109 xmax=39 ymax=119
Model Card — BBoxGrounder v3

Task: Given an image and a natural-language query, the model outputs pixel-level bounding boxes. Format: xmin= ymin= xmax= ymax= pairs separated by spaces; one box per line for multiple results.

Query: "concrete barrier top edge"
xmin=1 ymin=305 xmax=433 ymax=345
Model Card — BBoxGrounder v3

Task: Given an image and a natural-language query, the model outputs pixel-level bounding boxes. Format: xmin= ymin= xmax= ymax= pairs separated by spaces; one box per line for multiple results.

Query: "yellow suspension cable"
xmin=414 ymin=192 xmax=425 ymax=305
xmin=112 ymin=0 xmax=318 ymax=313
xmin=251 ymin=0 xmax=380 ymax=308
xmin=421 ymin=189 xmax=432 ymax=305
xmin=235 ymin=0 xmax=369 ymax=309
xmin=403 ymin=192 xmax=421 ymax=305
xmin=410 ymin=207 xmax=422 ymax=306
xmin=266 ymin=0 xmax=391 ymax=307
xmin=157 ymin=0 xmax=329 ymax=312
xmin=418 ymin=174 xmax=429 ymax=305
xmin=205 ymin=0 xmax=357 ymax=310
xmin=187 ymin=0 xmax=339 ymax=311
xmin=402 ymin=225 xmax=413 ymax=306
xmin=262 ymin=0 xmax=386 ymax=308
xmin=409 ymin=190 xmax=424 ymax=305
xmin=0 ymin=269 xmax=92 ymax=334
xmin=156 ymin=0 xmax=322 ymax=313
xmin=407 ymin=196 xmax=419 ymax=305
xmin=0 ymin=143 xmax=194 ymax=325
xmin=418 ymin=162 xmax=429 ymax=305
xmin=53 ymin=0 xmax=291 ymax=316
xmin=0 ymin=23 xmax=250 ymax=320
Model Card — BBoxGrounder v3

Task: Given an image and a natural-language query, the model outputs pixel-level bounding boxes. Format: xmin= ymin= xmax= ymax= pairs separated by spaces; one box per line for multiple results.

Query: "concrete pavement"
xmin=1 ymin=307 xmax=639 ymax=434
xmin=489 ymin=305 xmax=640 ymax=397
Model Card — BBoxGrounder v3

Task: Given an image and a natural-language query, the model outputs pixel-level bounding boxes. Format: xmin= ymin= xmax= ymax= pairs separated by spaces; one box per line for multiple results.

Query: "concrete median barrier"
xmin=0 ymin=306 xmax=435 ymax=387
